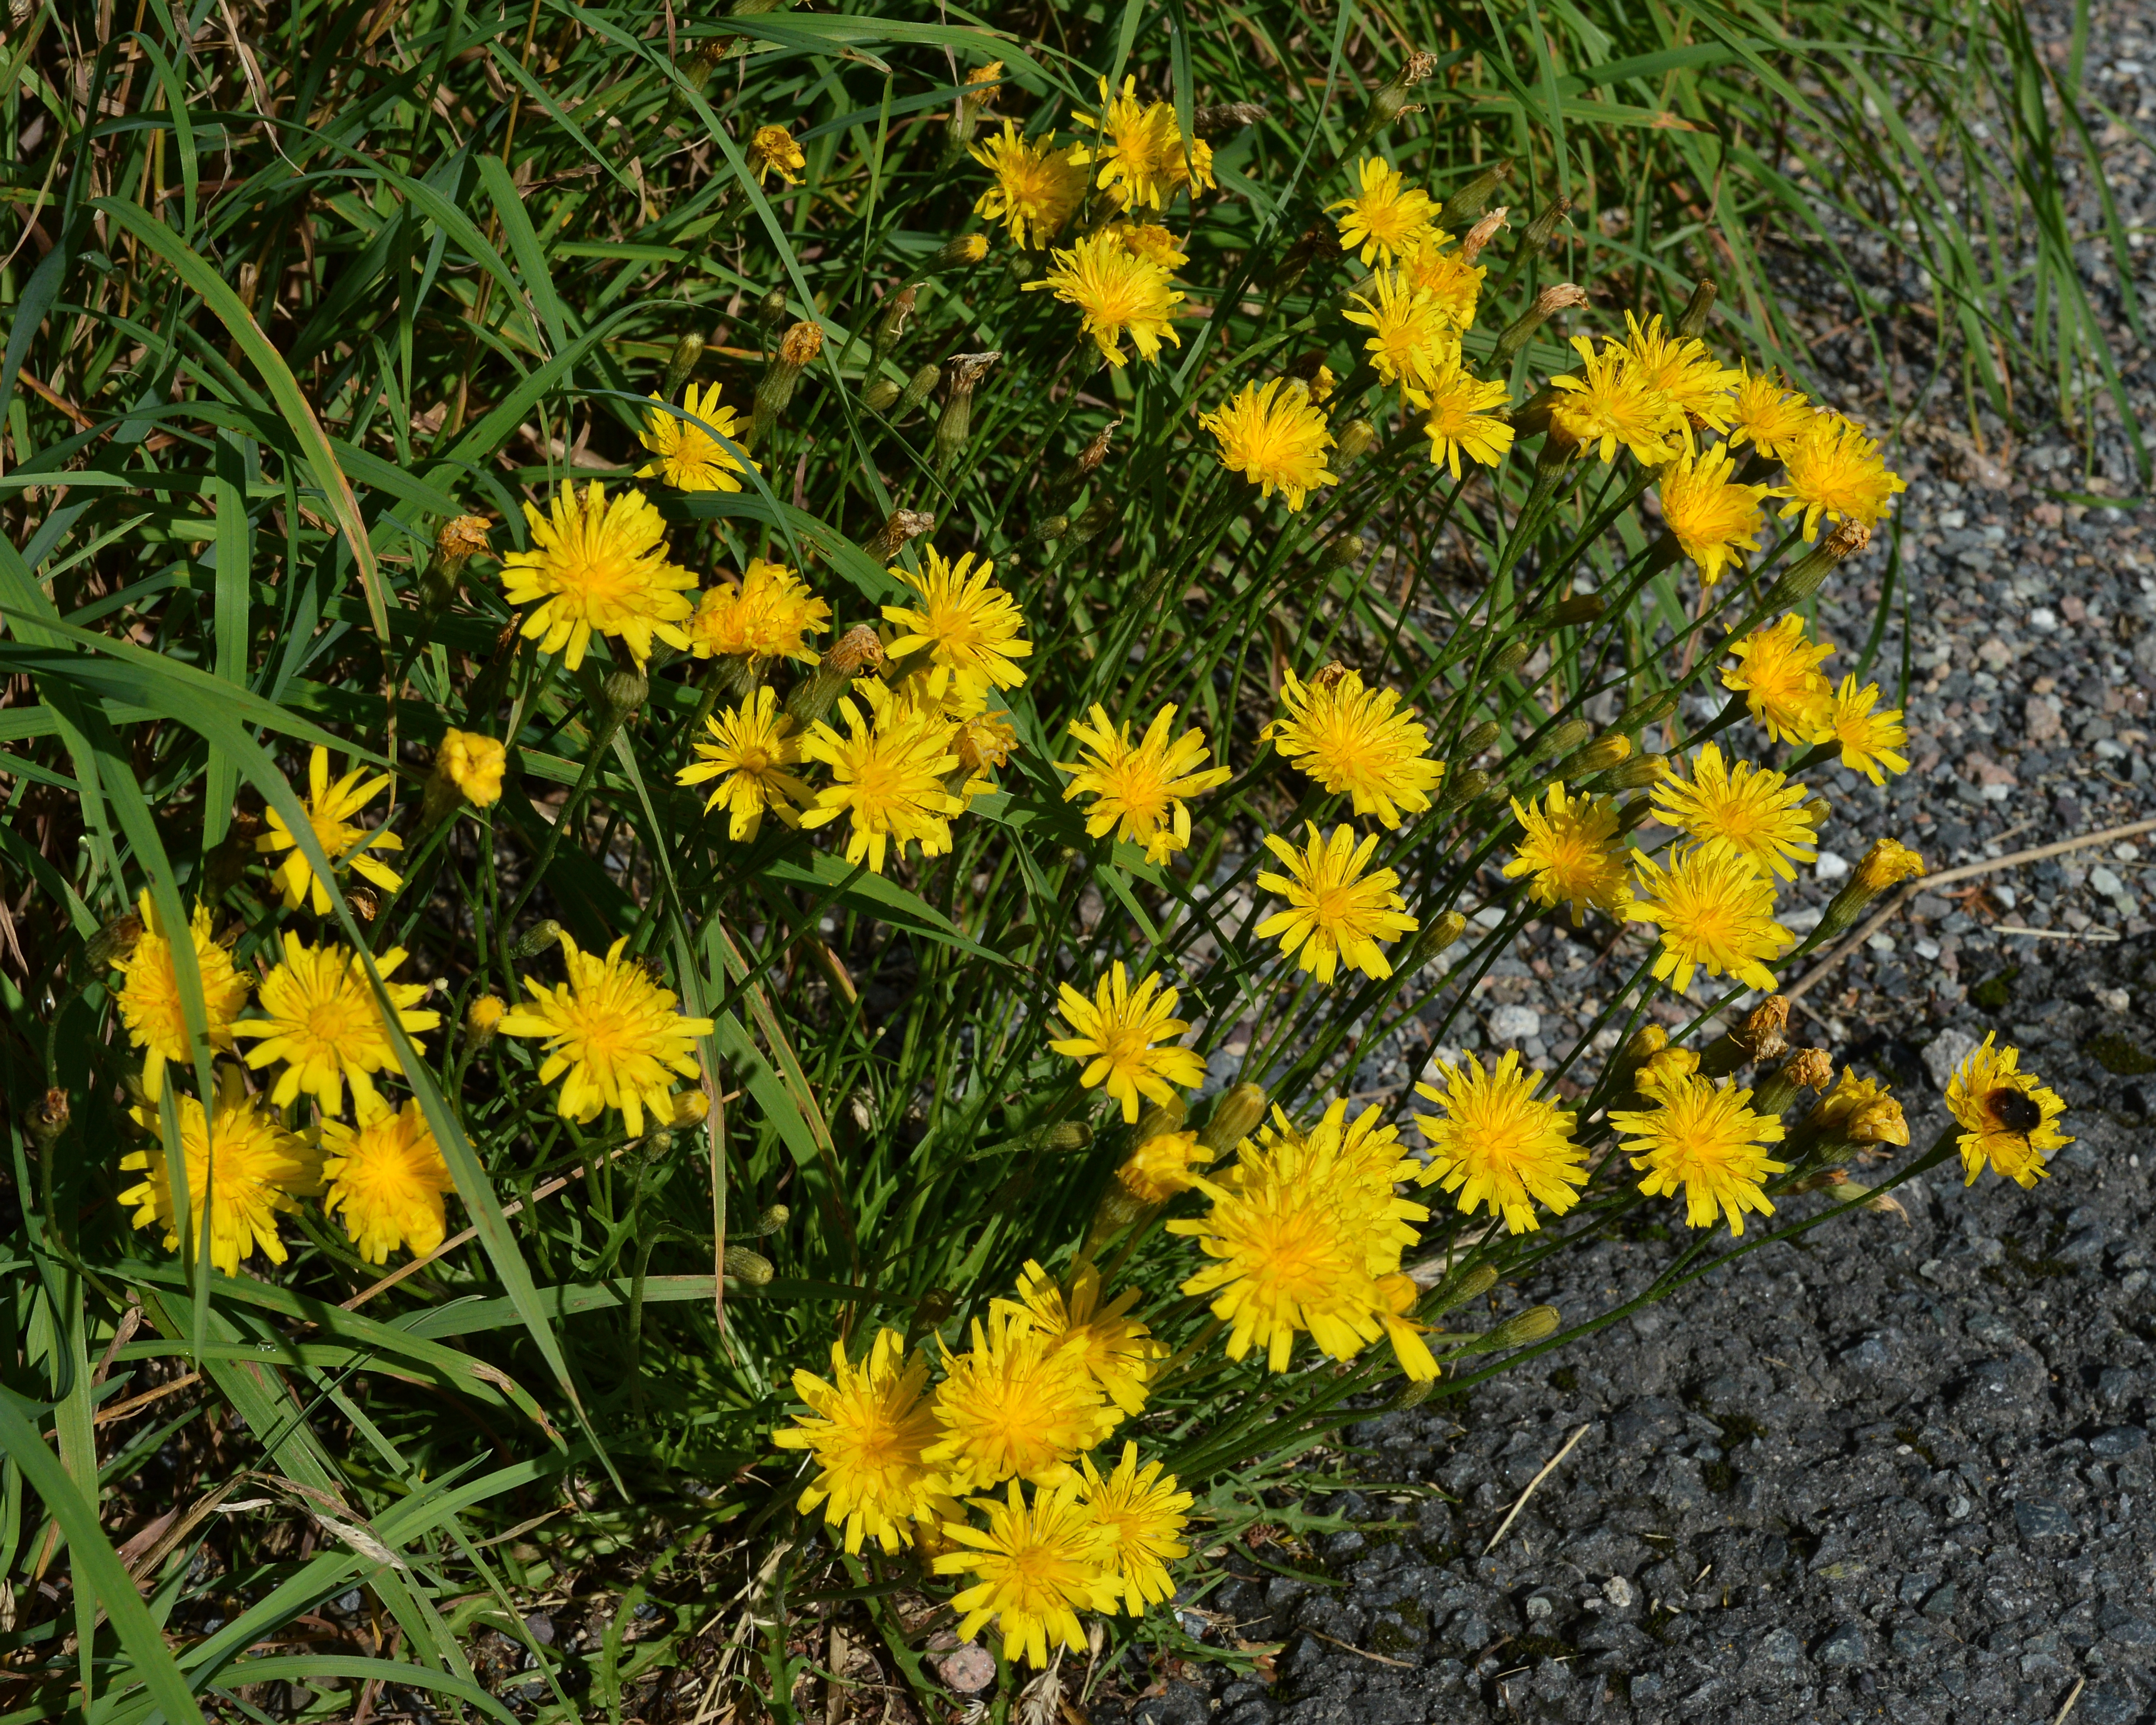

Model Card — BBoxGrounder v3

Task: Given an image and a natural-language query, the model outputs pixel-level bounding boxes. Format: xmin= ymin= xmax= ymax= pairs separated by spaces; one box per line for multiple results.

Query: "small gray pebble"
xmin=1817 ymin=1622 xmax=1868 ymax=1666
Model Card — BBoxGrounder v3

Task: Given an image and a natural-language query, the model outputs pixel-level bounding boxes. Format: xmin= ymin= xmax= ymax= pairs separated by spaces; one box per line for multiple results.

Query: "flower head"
xmin=1328 ymin=156 xmax=1435 ymax=266
xmin=1656 ymin=444 xmax=1770 ymax=588
xmin=1807 ymin=1069 xmax=1909 ymax=1147
xmin=749 ymin=122 xmax=806 ymax=186
xmin=1049 ymin=961 xmax=1206 ymax=1124
xmin=1071 ymin=77 xmax=1215 ymax=212
xmin=1256 ymin=823 xmax=1419 ymax=984
xmin=500 ymin=482 xmax=697 ymax=671
xmin=1502 ymin=782 xmax=1632 ymax=926
xmin=773 ymin=1329 xmax=953 ymax=1554
xmin=1824 ymin=675 xmax=1909 ymax=784
xmin=432 ymin=730 xmax=503 ymax=810
xmin=971 ymin=122 xmax=1088 ymax=247
xmin=1621 ymin=312 xmax=1740 ymax=439
xmin=1399 ymin=233 xmax=1484 ymax=331
xmin=686 ymin=559 xmax=831 ymax=664
xmin=1614 ymin=1069 xmax=1788 ymax=1235
xmin=1723 ymin=614 xmax=1835 ymax=744
xmin=1726 ymin=365 xmax=1813 ymax=459
xmin=1855 ymin=836 xmax=1926 ymax=893
xmin=638 ymin=381 xmax=756 ymax=494
xmin=932 ymin=1480 xmax=1117 ymax=1669
xmin=881 ymin=548 xmax=1032 ymax=699
xmin=796 ymin=683 xmax=966 ymax=875
xmin=1079 ymin=1442 xmax=1192 ymax=1613
xmin=677 ymin=685 xmax=812 ymax=841
xmin=495 ymin=933 xmax=715 ymax=1136
xmin=256 ymin=746 xmax=406 ymax=915
xmin=1548 ymin=335 xmax=1685 ymax=466
xmin=1115 ymin=1129 xmax=1214 ymax=1204
xmin=1344 ymin=271 xmax=1455 ymax=392
xmin=1777 ymin=413 xmax=1906 ymax=540
xmin=1108 ymin=221 xmax=1189 ymax=271
xmin=109 ymin=890 xmax=249 ymax=1099
xmin=1056 ymin=702 xmax=1231 ymax=865
xmin=120 ymin=1067 xmax=319 ymax=1276
xmin=1649 ymin=742 xmax=1819 ymax=882
xmin=1025 ymin=231 xmax=1183 ymax=368
xmin=1198 ymin=377 xmax=1339 ymax=512
xmin=1624 ymin=847 xmax=1793 ymax=996
xmin=232 ymin=935 xmax=439 ymax=1117
xmin=320 ymin=1093 xmax=456 ymax=1264
xmin=998 ymin=1261 xmax=1161 ymax=1417
xmin=1945 ymin=1034 xmax=2071 ymax=1188
xmin=926 ymin=1309 xmax=1111 ymax=1491
xmin=1267 ymin=667 xmax=1443 ymax=828
xmin=1415 ymin=362 xmax=1514 ymax=477
xmin=1413 ymin=1050 xmax=1587 ymax=1233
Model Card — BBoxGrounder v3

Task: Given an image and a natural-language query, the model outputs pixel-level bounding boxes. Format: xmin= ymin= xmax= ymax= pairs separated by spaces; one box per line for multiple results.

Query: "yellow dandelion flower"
xmin=320 ymin=1093 xmax=455 ymax=1265
xmin=1235 ymin=1101 xmax=1429 ymax=1275
xmin=1328 ymin=156 xmax=1435 ymax=266
xmin=1344 ymin=271 xmax=1456 ymax=392
xmin=1197 ymin=377 xmax=1339 ymax=512
xmin=1622 ymin=312 xmax=1741 ymax=440
xmin=108 ymin=889 xmax=249 ymax=1100
xmin=467 ymin=994 xmax=506 ymax=1040
xmin=637 ymin=380 xmax=756 ymax=495
xmin=1413 ymin=1049 xmax=1587 ymax=1233
xmin=1056 ymin=702 xmax=1231 ymax=865
xmin=1649 ymin=742 xmax=1819 ymax=882
xmin=1254 ymin=822 xmax=1419 ymax=985
xmin=1024 ymin=230 xmax=1183 ymax=368
xmin=952 ymin=709 xmax=1019 ymax=802
xmin=499 ymin=481 xmax=696 ymax=671
xmin=1115 ymin=1128 xmax=1214 ymax=1204
xmin=1624 ymin=846 xmax=1793 ymax=996
xmin=1656 ymin=444 xmax=1771 ymax=588
xmin=1266 ymin=666 xmax=1443 ymax=828
xmin=1726 ymin=364 xmax=1813 ymax=459
xmin=1777 ymin=413 xmax=1907 ymax=541
xmin=676 ymin=685 xmax=811 ymax=841
xmin=686 ymin=559 xmax=831 ymax=664
xmin=1807 ymin=1069 xmax=1910 ymax=1147
xmin=232 ymin=935 xmax=439 ymax=1117
xmin=971 ymin=121 xmax=1089 ymax=247
xmin=926 ymin=1308 xmax=1111 ymax=1491
xmin=120 ymin=1066 xmax=318 ymax=1278
xmin=1945 ymin=1034 xmax=2072 ymax=1189
xmin=1614 ymin=1069 xmax=1788 ymax=1235
xmin=1548 ymin=335 xmax=1685 ymax=466
xmin=256 ymin=745 xmax=405 ymax=916
xmin=435 ymin=730 xmax=506 ymax=809
xmin=1723 ymin=613 xmax=1836 ymax=744
xmin=1415 ymin=361 xmax=1515 ymax=478
xmin=1502 ymin=781 xmax=1632 ymax=926
xmin=1823 ymin=675 xmax=1909 ymax=785
xmin=773 ymin=1328 xmax=954 ymax=1555
xmin=797 ymin=683 xmax=966 ymax=875
xmin=1071 ymin=77 xmax=1214 ymax=213
xmin=1078 ymin=1442 xmax=1193 ymax=1614
xmin=1049 ymin=961 xmax=1206 ymax=1124
xmin=1399 ymin=231 xmax=1484 ymax=331
xmin=932 ymin=1479 xmax=1117 ymax=1669
xmin=1854 ymin=836 xmax=1926 ymax=895
xmin=494 ymin=933 xmax=715 ymax=1137
xmin=748 ymin=122 xmax=806 ymax=186
xmin=881 ymin=547 xmax=1032 ymax=699
xmin=998 ymin=1261 xmax=1161 ymax=1418
xmin=1108 ymin=220 xmax=1189 ymax=271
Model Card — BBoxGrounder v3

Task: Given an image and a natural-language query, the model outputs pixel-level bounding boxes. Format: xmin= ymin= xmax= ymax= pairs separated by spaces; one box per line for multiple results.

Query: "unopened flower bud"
xmin=466 ymin=994 xmax=506 ymax=1048
xmin=1815 ymin=837 xmax=1925 ymax=941
xmin=1479 ymin=1304 xmax=1561 ymax=1350
xmin=1607 ymin=1024 xmax=1667 ymax=1093
xmin=30 ymin=1088 xmax=70 ymax=1150
xmin=899 ymin=362 xmax=941 ymax=416
xmin=749 ymin=321 xmax=825 ymax=447
xmin=1436 ymin=766 xmax=1491 ymax=810
xmin=744 ymin=1203 xmax=791 ymax=1236
xmin=511 ymin=920 xmax=563 ymax=959
xmin=1067 ymin=495 xmax=1118 ymax=546
xmin=1030 ymin=1121 xmax=1092 ymax=1154
xmin=1319 ymin=534 xmax=1364 ymax=570
xmin=1495 ymin=281 xmax=1589 ymax=364
xmin=926 ymin=233 xmax=989 ymax=273
xmin=862 ymin=376 xmax=902 ymax=412
xmin=1565 ymin=731 xmax=1632 ymax=776
xmin=722 ymin=1245 xmax=775 ymax=1287
xmin=1486 ymin=640 xmax=1530 ymax=677
xmin=1616 ymin=687 xmax=1679 ymax=732
xmin=1438 ymin=157 xmax=1511 ymax=230
xmin=1675 ymin=278 xmax=1718 ymax=339
xmin=1457 ymin=720 xmax=1500 ymax=756
xmin=1760 ymin=518 xmax=1871 ymax=612
xmin=863 ymin=508 xmax=935 ymax=563
xmin=757 ymin=286 xmax=790 ymax=335
xmin=1637 ymin=1047 xmax=1700 ymax=1097
xmin=1199 ymin=1083 xmax=1269 ymax=1151
xmin=671 ymin=1089 xmax=710 ymax=1128
xmin=1406 ymin=909 xmax=1469 ymax=970
xmin=1550 ymin=591 xmax=1605 ymax=627
xmin=88 ymin=910 xmax=145 ymax=971
xmin=933 ymin=350 xmax=1000 ymax=476
xmin=872 ymin=285 xmax=919 ymax=367
xmin=785 ymin=625 xmax=888 ymax=727
xmin=1193 ymin=101 xmax=1266 ymax=137
xmin=1334 ymin=417 xmax=1377 ymax=463
xmin=1458 ymin=206 xmax=1508 ymax=266
xmin=1519 ymin=196 xmax=1573 ymax=254
xmin=1420 ymin=1259 xmax=1497 ymax=1314
xmin=1751 ymin=1047 xmax=1833 ymax=1117
xmin=660 ymin=332 xmax=706 ymax=401
xmin=1531 ymin=718 xmax=1592 ymax=762
xmin=1599 ymin=753 xmax=1665 ymax=790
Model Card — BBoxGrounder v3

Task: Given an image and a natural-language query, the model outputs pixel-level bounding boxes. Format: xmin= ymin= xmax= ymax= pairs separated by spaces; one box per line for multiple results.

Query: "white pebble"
xmin=2029 ymin=606 xmax=2058 ymax=630
xmin=1602 ymin=1576 xmax=1638 ymax=1609
xmin=1487 ymin=1004 xmax=1541 ymax=1043
xmin=2099 ymin=987 xmax=2132 ymax=1014
xmin=2116 ymin=842 xmax=2143 ymax=861
xmin=2092 ymin=865 xmax=2126 ymax=898
xmin=1815 ymin=851 xmax=1851 ymax=883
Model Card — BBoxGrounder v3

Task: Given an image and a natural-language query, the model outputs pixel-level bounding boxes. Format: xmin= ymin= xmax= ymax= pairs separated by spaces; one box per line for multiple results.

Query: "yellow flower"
xmin=256 ymin=745 xmax=406 ymax=916
xmin=108 ymin=890 xmax=250 ymax=1100
xmin=1624 ymin=846 xmax=1793 ymax=996
xmin=436 ymin=730 xmax=506 ymax=809
xmin=952 ymin=709 xmax=1019 ymax=801
xmin=773 ymin=1329 xmax=954 ymax=1555
xmin=1945 ymin=1034 xmax=2071 ymax=1188
xmin=637 ymin=380 xmax=756 ymax=494
xmin=320 ymin=1093 xmax=455 ymax=1265
xmin=1620 ymin=312 xmax=1740 ymax=441
xmin=686 ymin=559 xmax=831 ymax=664
xmin=1328 ymin=155 xmax=1435 ymax=266
xmin=1722 ymin=613 xmax=1835 ymax=744
xmin=1613 ymin=1069 xmax=1788 ymax=1236
xmin=1198 ymin=377 xmax=1339 ymax=512
xmin=796 ymin=683 xmax=966 ymax=875
xmin=1071 ymin=77 xmax=1215 ymax=212
xmin=1807 ymin=1069 xmax=1910 ymax=1147
xmin=1823 ymin=674 xmax=1909 ymax=784
xmin=1239 ymin=1100 xmax=1429 ymax=1274
xmin=232 ymin=935 xmax=440 ymax=1117
xmin=1777 ymin=413 xmax=1907 ymax=540
xmin=1115 ymin=1129 xmax=1214 ymax=1204
xmin=1254 ymin=822 xmax=1419 ymax=984
xmin=1024 ymin=230 xmax=1183 ymax=368
xmin=1725 ymin=364 xmax=1813 ymax=459
xmin=1079 ymin=1442 xmax=1192 ymax=1613
xmin=932 ymin=1479 xmax=1117 ymax=1669
xmin=1649 ymin=742 xmax=1819 ymax=883
xmin=1415 ymin=362 xmax=1514 ymax=478
xmin=926 ymin=1309 xmax=1111 ymax=1491
xmin=1399 ymin=232 xmax=1484 ymax=331
xmin=1502 ymin=781 xmax=1632 ymax=926
xmin=1108 ymin=220 xmax=1189 ymax=271
xmin=467 ymin=994 xmax=506 ymax=1040
xmin=499 ymin=481 xmax=697 ymax=671
xmin=1344 ymin=271 xmax=1455 ymax=392
xmin=1267 ymin=666 xmax=1443 ymax=828
xmin=1413 ymin=1050 xmax=1587 ymax=1233
xmin=881 ymin=547 xmax=1032 ymax=700
xmin=971 ymin=121 xmax=1088 ymax=247
xmin=1049 ymin=961 xmax=1207 ymax=1124
xmin=120 ymin=1066 xmax=319 ymax=1278
xmin=1854 ymin=835 xmax=1927 ymax=894
xmin=1656 ymin=444 xmax=1770 ymax=588
xmin=1548 ymin=335 xmax=1684 ymax=466
xmin=676 ymin=685 xmax=812 ymax=841
xmin=1056 ymin=702 xmax=1231 ymax=865
xmin=998 ymin=1260 xmax=1161 ymax=1418
xmin=748 ymin=122 xmax=806 ymax=186
xmin=495 ymin=932 xmax=715 ymax=1136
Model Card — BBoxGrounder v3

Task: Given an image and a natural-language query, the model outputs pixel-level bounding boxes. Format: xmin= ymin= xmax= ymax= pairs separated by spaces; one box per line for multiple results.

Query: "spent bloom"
xmin=676 ymin=685 xmax=811 ymax=841
xmin=1778 ymin=413 xmax=1907 ymax=540
xmin=1414 ymin=1050 xmax=1588 ymax=1234
xmin=797 ymin=683 xmax=966 ymax=875
xmin=1650 ymin=742 xmax=1820 ymax=882
xmin=1198 ymin=377 xmax=1340 ymax=512
xmin=1049 ymin=961 xmax=1207 ymax=1124
xmin=971 ymin=121 xmax=1088 ymax=247
xmin=748 ymin=122 xmax=806 ymax=186
xmin=1056 ymin=702 xmax=1230 ymax=865
xmin=1723 ymin=614 xmax=1836 ymax=744
xmin=638 ymin=381 xmax=756 ymax=494
xmin=1503 ymin=781 xmax=1632 ymax=926
xmin=1328 ymin=155 xmax=1435 ymax=266
xmin=499 ymin=482 xmax=696 ymax=671
xmin=232 ymin=935 xmax=439 ymax=1117
xmin=881 ymin=548 xmax=1032 ymax=700
xmin=772 ymin=1329 xmax=951 ymax=1555
xmin=320 ymin=1094 xmax=456 ymax=1265
xmin=1255 ymin=822 xmax=1419 ymax=984
xmin=108 ymin=889 xmax=250 ymax=1099
xmin=1025 ymin=230 xmax=1183 ymax=368
xmin=120 ymin=1066 xmax=319 ymax=1277
xmin=1415 ymin=362 xmax=1515 ymax=477
xmin=1946 ymin=1034 xmax=2072 ymax=1189
xmin=1614 ymin=1069 xmax=1789 ymax=1236
xmin=1266 ymin=666 xmax=1443 ymax=828
xmin=1079 ymin=1442 xmax=1193 ymax=1613
xmin=926 ymin=1309 xmax=1111 ymax=1491
xmin=933 ymin=1480 xmax=1117 ymax=1669
xmin=1824 ymin=674 xmax=1909 ymax=784
xmin=257 ymin=745 xmax=405 ymax=916
xmin=1656 ymin=444 xmax=1771 ymax=588
xmin=1624 ymin=846 xmax=1793 ymax=994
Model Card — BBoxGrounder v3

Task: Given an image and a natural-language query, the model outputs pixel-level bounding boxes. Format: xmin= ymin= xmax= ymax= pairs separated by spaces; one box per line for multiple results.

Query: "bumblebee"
xmin=1986 ymin=1087 xmax=2043 ymax=1137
